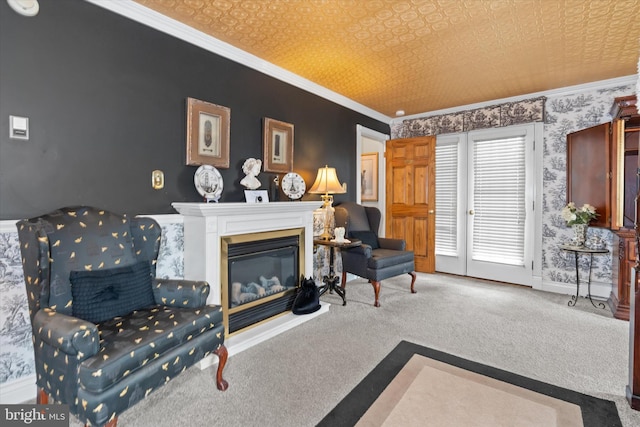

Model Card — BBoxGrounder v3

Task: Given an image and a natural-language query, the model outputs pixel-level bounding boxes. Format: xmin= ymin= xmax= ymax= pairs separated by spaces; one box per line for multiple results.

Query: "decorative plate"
xmin=194 ymin=165 xmax=223 ymax=202
xmin=281 ymin=172 xmax=306 ymax=200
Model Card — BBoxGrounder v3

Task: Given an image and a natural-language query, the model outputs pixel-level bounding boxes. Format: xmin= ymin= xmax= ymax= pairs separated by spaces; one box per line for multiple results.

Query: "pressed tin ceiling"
xmin=131 ymin=0 xmax=640 ymax=118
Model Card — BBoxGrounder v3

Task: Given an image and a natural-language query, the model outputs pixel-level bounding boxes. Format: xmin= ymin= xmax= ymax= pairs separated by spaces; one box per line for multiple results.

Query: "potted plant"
xmin=561 ymin=202 xmax=597 ymax=246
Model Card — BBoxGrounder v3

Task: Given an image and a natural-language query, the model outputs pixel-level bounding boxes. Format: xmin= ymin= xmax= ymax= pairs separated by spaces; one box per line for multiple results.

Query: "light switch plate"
xmin=152 ymin=170 xmax=164 ymax=190
xmin=9 ymin=115 xmax=29 ymax=140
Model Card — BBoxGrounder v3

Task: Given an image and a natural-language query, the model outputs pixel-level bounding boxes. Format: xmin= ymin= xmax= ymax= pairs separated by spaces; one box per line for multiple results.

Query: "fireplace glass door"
xmin=223 ymin=230 xmax=303 ymax=335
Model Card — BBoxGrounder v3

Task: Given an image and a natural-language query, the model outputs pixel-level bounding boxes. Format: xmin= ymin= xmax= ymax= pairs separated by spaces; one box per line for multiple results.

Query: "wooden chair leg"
xmin=409 ymin=271 xmax=417 ymax=293
xmin=341 ymin=270 xmax=347 ymax=289
xmin=39 ymin=388 xmax=119 ymax=427
xmin=37 ymin=387 xmax=48 ymax=404
xmin=371 ymin=280 xmax=381 ymax=307
xmin=88 ymin=417 xmax=118 ymax=427
xmin=214 ymin=344 xmax=229 ymax=391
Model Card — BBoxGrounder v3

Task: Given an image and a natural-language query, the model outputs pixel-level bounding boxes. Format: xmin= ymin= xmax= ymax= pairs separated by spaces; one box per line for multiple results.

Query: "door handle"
xmin=469 ymin=209 xmax=475 ymax=215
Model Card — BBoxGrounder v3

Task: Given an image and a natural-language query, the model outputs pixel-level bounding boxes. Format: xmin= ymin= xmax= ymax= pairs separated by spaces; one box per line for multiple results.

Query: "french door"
xmin=435 ymin=124 xmax=536 ymax=286
xmin=434 ymin=133 xmax=467 ymax=274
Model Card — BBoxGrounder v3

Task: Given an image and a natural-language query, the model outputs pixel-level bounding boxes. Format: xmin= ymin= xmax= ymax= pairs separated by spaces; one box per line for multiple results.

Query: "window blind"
xmin=435 ymin=142 xmax=458 ymax=256
xmin=471 ymin=136 xmax=526 ymax=266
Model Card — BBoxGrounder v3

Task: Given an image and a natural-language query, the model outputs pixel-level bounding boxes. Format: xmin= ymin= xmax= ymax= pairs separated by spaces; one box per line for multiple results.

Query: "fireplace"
xmin=172 ymin=201 xmax=321 ymax=340
xmin=222 ymin=228 xmax=304 ymax=335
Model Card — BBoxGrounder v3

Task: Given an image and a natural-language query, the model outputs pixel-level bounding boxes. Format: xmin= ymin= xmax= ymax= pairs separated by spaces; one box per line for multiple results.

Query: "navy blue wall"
xmin=0 ymin=0 xmax=388 ymax=219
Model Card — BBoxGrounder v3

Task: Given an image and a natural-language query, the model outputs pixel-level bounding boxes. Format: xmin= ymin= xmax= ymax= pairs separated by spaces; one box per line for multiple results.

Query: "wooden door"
xmin=566 ymin=123 xmax=611 ymax=228
xmin=386 ymin=136 xmax=435 ymax=272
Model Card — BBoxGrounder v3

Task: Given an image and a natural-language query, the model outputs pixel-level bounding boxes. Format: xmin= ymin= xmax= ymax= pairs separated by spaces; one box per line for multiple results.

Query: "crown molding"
xmin=84 ymin=0 xmax=391 ymax=124
xmin=83 ymin=1 xmax=639 ymax=127
xmin=392 ymin=74 xmax=639 ymax=124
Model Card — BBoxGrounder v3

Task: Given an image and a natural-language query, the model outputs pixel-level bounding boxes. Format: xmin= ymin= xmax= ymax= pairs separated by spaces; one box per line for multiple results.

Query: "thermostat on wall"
xmin=9 ymin=115 xmax=29 ymax=140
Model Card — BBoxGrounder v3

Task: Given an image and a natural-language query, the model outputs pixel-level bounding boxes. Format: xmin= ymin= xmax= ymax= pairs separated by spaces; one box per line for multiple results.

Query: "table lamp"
xmin=308 ymin=165 xmax=346 ymax=240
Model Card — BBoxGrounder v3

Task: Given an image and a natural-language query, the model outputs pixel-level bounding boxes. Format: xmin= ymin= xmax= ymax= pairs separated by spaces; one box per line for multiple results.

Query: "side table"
xmin=314 ymin=238 xmax=361 ymax=306
xmin=559 ymin=244 xmax=608 ymax=309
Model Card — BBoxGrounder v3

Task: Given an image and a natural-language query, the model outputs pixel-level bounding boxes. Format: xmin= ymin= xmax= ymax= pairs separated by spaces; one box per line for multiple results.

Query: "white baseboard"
xmin=0 ymin=375 xmax=36 ymax=404
xmin=540 ymin=279 xmax=611 ymax=300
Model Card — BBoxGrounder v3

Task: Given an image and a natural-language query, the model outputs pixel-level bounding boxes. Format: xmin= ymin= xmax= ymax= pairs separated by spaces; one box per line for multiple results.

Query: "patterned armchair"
xmin=16 ymin=206 xmax=228 ymax=427
xmin=335 ymin=202 xmax=416 ymax=307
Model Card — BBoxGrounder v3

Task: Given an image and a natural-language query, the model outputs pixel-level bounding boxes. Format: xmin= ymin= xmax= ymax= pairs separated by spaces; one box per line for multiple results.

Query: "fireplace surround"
xmin=172 ymin=202 xmax=321 ymax=337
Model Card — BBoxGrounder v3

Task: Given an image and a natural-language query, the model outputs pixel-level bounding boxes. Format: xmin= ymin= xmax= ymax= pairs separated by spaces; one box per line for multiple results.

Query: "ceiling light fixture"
xmin=395 ymin=110 xmax=405 ymax=117
xmin=7 ymin=0 xmax=39 ymax=16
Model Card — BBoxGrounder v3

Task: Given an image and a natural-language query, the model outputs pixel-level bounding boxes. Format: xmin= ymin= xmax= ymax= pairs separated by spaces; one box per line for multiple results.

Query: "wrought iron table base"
xmin=318 ymin=275 xmax=346 ymax=306
xmin=314 ymin=239 xmax=361 ymax=306
xmin=317 ymin=245 xmax=347 ymax=306
xmin=567 ymin=249 xmax=606 ymax=310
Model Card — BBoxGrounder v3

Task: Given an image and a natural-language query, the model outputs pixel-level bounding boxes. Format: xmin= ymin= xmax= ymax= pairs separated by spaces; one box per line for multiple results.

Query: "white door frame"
xmin=356 ymin=125 xmax=389 ymax=236
xmin=435 ymin=133 xmax=468 ymax=275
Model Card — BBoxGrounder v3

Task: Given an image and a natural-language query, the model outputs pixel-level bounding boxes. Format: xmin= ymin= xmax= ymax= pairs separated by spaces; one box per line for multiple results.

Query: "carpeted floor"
xmin=66 ymin=273 xmax=640 ymax=426
xmin=318 ymin=341 xmax=621 ymax=426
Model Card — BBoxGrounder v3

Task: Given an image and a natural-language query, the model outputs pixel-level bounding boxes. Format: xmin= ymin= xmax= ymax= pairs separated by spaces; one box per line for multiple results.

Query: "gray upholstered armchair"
xmin=16 ymin=206 xmax=228 ymax=427
xmin=335 ymin=202 xmax=416 ymax=307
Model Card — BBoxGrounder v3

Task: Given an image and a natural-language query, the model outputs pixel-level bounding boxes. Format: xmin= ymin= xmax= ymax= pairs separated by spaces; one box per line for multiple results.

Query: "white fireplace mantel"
xmin=172 ymin=201 xmax=321 ymax=218
xmin=172 ymin=201 xmax=321 ymax=305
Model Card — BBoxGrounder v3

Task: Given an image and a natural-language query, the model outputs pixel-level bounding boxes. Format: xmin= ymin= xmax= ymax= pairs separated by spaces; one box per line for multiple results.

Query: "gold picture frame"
xmin=263 ymin=117 xmax=294 ymax=173
xmin=361 ymin=152 xmax=379 ymax=201
xmin=186 ymin=97 xmax=230 ymax=168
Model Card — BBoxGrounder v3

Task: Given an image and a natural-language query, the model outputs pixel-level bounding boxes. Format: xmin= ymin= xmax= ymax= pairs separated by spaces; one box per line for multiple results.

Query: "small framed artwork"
xmin=361 ymin=152 xmax=379 ymax=201
xmin=244 ymin=190 xmax=269 ymax=203
xmin=263 ymin=117 xmax=294 ymax=173
xmin=186 ymin=97 xmax=230 ymax=168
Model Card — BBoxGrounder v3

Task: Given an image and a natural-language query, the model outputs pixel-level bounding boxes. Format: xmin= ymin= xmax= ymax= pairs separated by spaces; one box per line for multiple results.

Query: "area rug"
xmin=317 ymin=341 xmax=621 ymax=427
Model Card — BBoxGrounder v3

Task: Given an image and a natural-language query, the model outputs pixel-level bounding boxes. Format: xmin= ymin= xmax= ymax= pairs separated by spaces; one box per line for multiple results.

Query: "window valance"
xmin=392 ymin=96 xmax=546 ymax=139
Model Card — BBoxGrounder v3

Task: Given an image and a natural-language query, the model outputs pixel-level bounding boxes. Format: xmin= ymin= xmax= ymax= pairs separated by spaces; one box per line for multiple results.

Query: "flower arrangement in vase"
xmin=561 ymin=202 xmax=597 ymax=246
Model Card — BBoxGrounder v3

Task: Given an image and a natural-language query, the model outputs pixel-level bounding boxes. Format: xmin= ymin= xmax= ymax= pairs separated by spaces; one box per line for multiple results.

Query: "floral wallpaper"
xmin=0 ymin=231 xmax=33 ymax=384
xmin=391 ymin=83 xmax=636 ymax=287
xmin=542 ymin=84 xmax=635 ymax=285
xmin=156 ymin=222 xmax=184 ymax=279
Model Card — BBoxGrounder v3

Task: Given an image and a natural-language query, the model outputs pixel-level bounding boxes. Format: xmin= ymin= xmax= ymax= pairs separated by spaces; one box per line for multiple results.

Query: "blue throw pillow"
xmin=70 ymin=261 xmax=156 ymax=323
xmin=349 ymin=230 xmax=380 ymax=249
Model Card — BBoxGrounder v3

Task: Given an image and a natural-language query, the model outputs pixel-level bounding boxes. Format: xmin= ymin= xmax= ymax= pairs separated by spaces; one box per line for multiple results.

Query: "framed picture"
xmin=263 ymin=117 xmax=294 ymax=173
xmin=244 ymin=190 xmax=269 ymax=203
xmin=361 ymin=152 xmax=379 ymax=201
xmin=186 ymin=97 xmax=230 ymax=168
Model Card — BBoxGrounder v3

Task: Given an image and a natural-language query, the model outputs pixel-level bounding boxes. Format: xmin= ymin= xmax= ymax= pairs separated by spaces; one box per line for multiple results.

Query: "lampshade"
xmin=308 ymin=166 xmax=346 ymax=196
xmin=309 ymin=165 xmax=345 ymax=240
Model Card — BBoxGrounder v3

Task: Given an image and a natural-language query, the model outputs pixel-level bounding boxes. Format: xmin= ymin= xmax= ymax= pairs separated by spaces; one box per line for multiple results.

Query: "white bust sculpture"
xmin=240 ymin=158 xmax=262 ymax=190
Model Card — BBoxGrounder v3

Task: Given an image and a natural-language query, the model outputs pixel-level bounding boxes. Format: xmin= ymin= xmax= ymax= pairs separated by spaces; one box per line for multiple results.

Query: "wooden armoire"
xmin=630 ymin=95 xmax=640 ymax=410
xmin=567 ymin=95 xmax=640 ymax=321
